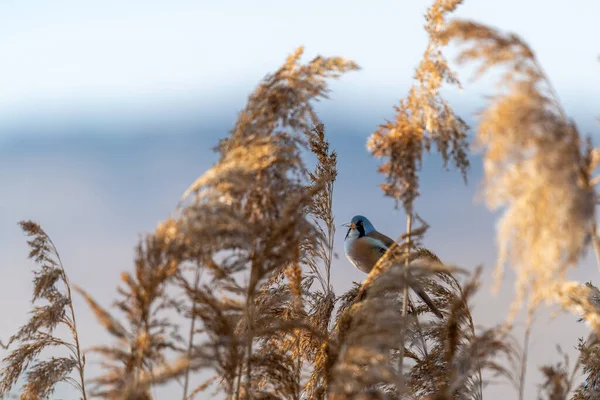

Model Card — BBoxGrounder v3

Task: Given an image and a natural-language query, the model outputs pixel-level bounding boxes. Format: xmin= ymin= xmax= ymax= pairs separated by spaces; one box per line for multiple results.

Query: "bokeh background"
xmin=1 ymin=1 xmax=599 ymax=398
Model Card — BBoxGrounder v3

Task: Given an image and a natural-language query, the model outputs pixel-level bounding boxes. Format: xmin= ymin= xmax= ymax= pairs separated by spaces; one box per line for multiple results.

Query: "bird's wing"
xmin=366 ymin=231 xmax=397 ymax=249
xmin=365 ymin=232 xmax=443 ymax=319
xmin=360 ymin=237 xmax=389 ymax=255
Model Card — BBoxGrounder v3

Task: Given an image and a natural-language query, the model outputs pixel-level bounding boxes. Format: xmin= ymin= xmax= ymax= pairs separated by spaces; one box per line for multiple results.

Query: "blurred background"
xmin=1 ymin=1 xmax=599 ymax=398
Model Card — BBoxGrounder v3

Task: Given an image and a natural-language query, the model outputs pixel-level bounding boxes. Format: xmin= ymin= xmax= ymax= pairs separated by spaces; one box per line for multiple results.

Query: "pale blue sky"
xmin=0 ymin=1 xmax=599 ymax=399
xmin=0 ymin=0 xmax=599 ymax=122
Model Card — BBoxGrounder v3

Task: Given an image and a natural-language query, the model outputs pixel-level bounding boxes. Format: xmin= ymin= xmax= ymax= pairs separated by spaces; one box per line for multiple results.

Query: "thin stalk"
xmin=245 ymin=297 xmax=254 ymax=398
xmin=518 ymin=313 xmax=534 ymax=400
xmin=398 ymin=213 xmax=412 ymax=392
xmin=295 ymin=330 xmax=302 ymax=400
xmin=243 ymin=259 xmax=259 ymax=399
xmin=591 ymin=221 xmax=600 ymax=272
xmin=326 ymin=225 xmax=333 ymax=290
xmin=235 ymin=258 xmax=258 ymax=400
xmin=48 ymin=237 xmax=87 ymax=400
xmin=234 ymin=361 xmax=243 ymax=400
xmin=182 ymin=267 xmax=202 ymax=400
xmin=326 ymin=181 xmax=335 ymax=289
xmin=411 ymin=301 xmax=428 ymax=359
xmin=138 ymin=316 xmax=151 ymax=389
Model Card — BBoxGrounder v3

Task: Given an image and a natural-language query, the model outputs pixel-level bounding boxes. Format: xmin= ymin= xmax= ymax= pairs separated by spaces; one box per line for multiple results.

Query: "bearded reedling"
xmin=343 ymin=215 xmax=443 ymax=319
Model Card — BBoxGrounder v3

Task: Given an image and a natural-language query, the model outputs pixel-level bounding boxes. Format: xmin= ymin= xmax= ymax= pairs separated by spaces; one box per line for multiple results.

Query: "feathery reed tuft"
xmin=367 ymin=0 xmax=470 ymax=214
xmin=439 ymin=19 xmax=597 ymax=316
xmin=161 ymin=47 xmax=358 ymax=399
xmin=0 ymin=221 xmax=87 ymax=400
xmin=75 ymin=233 xmax=183 ymax=398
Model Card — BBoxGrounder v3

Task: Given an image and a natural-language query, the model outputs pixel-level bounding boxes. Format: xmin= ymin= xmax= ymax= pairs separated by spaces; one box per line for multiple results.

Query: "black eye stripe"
xmin=356 ymin=222 xmax=365 ymax=238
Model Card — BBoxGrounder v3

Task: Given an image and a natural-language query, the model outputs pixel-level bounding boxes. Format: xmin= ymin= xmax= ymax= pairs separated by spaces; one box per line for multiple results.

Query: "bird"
xmin=343 ymin=215 xmax=444 ymax=319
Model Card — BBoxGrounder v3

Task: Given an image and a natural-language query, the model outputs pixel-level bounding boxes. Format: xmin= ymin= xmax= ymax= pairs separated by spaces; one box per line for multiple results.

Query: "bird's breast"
xmin=344 ymin=236 xmax=386 ymax=274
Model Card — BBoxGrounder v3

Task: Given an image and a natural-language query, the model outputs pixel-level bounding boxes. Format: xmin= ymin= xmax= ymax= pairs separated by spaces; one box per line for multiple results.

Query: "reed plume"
xmin=367 ymin=0 xmax=470 ymax=215
xmin=439 ymin=20 xmax=597 ymax=316
xmin=157 ymin=47 xmax=358 ymax=399
xmin=366 ymin=0 xmax=472 ymax=388
xmin=75 ymin=233 xmax=183 ymax=399
xmin=0 ymin=221 xmax=87 ymax=400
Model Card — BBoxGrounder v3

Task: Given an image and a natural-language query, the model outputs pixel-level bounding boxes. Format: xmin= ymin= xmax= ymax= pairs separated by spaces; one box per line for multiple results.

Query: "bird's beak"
xmin=341 ymin=222 xmax=356 ymax=229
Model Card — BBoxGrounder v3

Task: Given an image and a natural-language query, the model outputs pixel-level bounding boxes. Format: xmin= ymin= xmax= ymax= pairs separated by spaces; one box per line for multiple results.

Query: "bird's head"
xmin=342 ymin=215 xmax=376 ymax=240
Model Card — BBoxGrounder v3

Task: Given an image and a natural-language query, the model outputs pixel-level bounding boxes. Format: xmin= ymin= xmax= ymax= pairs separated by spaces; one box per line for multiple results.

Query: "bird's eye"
xmin=357 ymin=221 xmax=363 ymax=227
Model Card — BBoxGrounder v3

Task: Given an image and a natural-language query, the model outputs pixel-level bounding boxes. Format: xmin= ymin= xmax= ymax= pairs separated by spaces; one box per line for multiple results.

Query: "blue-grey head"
xmin=342 ymin=215 xmax=376 ymax=240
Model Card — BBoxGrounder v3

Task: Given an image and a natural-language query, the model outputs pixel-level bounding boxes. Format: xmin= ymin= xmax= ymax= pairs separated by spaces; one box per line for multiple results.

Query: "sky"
xmin=1 ymin=1 xmax=600 ymax=399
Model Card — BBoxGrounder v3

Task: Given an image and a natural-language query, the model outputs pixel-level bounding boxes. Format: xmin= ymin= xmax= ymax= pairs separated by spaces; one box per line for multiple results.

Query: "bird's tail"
xmin=412 ymin=282 xmax=443 ymax=319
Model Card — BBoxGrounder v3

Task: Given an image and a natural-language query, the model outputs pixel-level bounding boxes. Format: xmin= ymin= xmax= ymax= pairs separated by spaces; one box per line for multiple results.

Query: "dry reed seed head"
xmin=307 ymin=123 xmax=338 ymax=189
xmin=215 ymin=285 xmax=305 ymax=392
xmin=75 ymin=285 xmax=129 ymax=340
xmin=246 ymin=347 xmax=303 ymax=398
xmin=9 ymin=50 xmax=358 ymax=400
xmin=440 ymin=19 xmax=596 ymax=317
xmin=18 ymin=221 xmax=57 ymax=267
xmin=17 ymin=221 xmax=68 ymax=303
xmin=409 ymin=325 xmax=517 ymax=399
xmin=178 ymin=135 xmax=317 ymax=264
xmin=303 ymin=122 xmax=338 ymax=303
xmin=425 ymin=0 xmax=465 ymax=40
xmin=246 ymin=264 xmax=337 ymax=398
xmin=553 ymin=282 xmax=600 ymax=334
xmin=217 ymin=47 xmax=358 ymax=155
xmin=367 ymin=0 xmax=469 ymax=214
xmin=0 ymin=221 xmax=87 ymax=399
xmin=436 ymin=21 xmax=536 ymax=82
xmin=537 ymin=356 xmax=572 ymax=400
xmin=585 ymin=282 xmax=600 ymax=312
xmin=445 ymin=328 xmax=516 ymax=393
xmin=368 ymin=113 xmax=423 ymax=214
xmin=20 ymin=357 xmax=78 ymax=399
xmin=328 ymin=256 xmax=450 ymax=398
xmin=77 ymin=232 xmax=185 ymax=398
xmin=365 ymin=259 xmax=457 ymax=302
xmin=303 ymin=295 xmax=337 ymax=398
xmin=284 ymin=261 xmax=303 ymax=301
xmin=330 ymin=299 xmax=406 ymax=397
xmin=573 ymin=333 xmax=600 ymax=399
xmin=396 ymin=266 xmax=518 ymax=399
xmin=182 ymin=135 xmax=295 ymax=202
xmin=173 ymin=140 xmax=323 ymax=400
xmin=309 ymin=290 xmax=336 ymax=335
xmin=133 ymin=355 xmax=197 ymax=389
xmin=177 ymin=49 xmax=354 ymax=307
xmin=154 ymin=217 xmax=180 ymax=247
xmin=185 ymin=295 xmax=244 ymax=393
